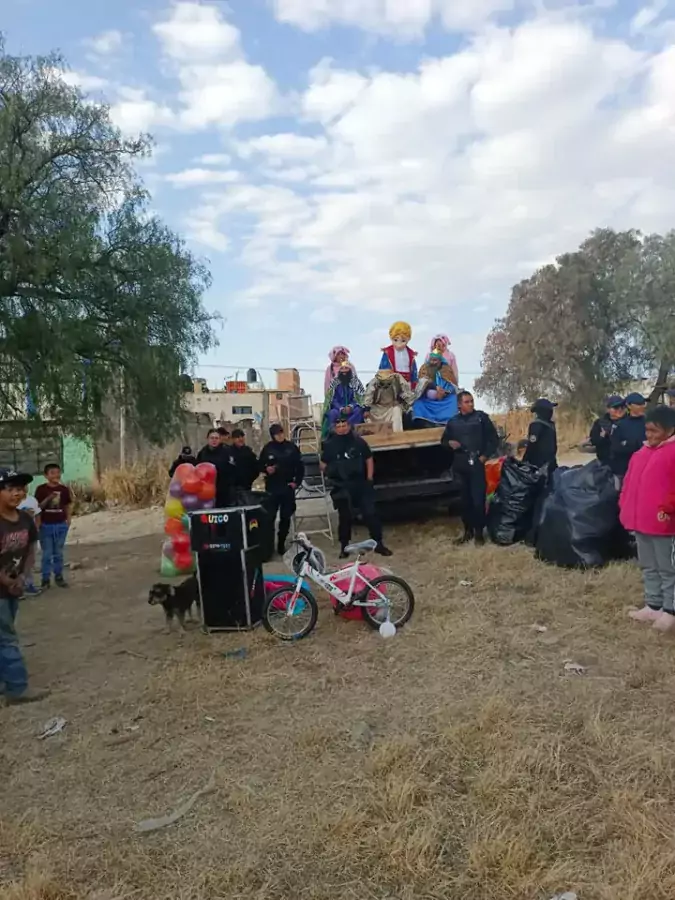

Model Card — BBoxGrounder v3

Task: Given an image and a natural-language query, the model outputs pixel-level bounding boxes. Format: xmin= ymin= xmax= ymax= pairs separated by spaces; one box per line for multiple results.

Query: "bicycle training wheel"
xmin=262 ymin=585 xmax=318 ymax=640
xmin=360 ymin=575 xmax=415 ymax=630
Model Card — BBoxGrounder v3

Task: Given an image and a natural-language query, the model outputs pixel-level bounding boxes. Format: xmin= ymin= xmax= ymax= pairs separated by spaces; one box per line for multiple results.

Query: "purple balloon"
xmin=162 ymin=539 xmax=175 ymax=560
xmin=169 ymin=480 xmax=184 ymax=498
xmin=202 ymin=499 xmax=215 ymax=509
xmin=182 ymin=493 xmax=201 ymax=511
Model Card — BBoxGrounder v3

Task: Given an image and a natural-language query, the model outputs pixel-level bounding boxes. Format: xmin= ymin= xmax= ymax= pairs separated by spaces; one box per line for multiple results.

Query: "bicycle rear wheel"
xmin=262 ymin=585 xmax=318 ymax=640
xmin=359 ymin=575 xmax=415 ymax=630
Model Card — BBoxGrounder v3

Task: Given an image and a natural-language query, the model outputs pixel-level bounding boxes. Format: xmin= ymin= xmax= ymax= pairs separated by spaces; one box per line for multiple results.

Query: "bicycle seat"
xmin=343 ymin=539 xmax=377 ymax=554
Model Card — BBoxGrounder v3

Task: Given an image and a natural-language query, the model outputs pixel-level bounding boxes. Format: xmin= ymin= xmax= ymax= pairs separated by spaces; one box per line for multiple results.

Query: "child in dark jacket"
xmin=620 ymin=405 xmax=675 ymax=632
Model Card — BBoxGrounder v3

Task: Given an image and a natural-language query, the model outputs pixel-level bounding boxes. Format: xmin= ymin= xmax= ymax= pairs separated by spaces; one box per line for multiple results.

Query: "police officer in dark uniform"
xmin=320 ymin=414 xmax=392 ymax=558
xmin=196 ymin=428 xmax=236 ymax=507
xmin=610 ymin=392 xmax=647 ymax=486
xmin=523 ymin=399 xmax=558 ymax=471
xmin=441 ymin=391 xmax=499 ymax=545
xmin=230 ymin=429 xmax=259 ymax=497
xmin=258 ymin=424 xmax=304 ymax=555
xmin=589 ymin=395 xmax=625 ymax=466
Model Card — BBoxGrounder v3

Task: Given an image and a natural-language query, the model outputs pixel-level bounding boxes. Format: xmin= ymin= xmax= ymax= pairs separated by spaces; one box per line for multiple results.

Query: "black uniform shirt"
xmin=523 ymin=418 xmax=558 ymax=469
xmin=259 ymin=440 xmax=304 ymax=491
xmin=321 ymin=432 xmax=372 ymax=485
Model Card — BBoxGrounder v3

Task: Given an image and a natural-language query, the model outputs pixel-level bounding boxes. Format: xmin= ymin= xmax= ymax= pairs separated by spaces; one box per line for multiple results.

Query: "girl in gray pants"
xmin=619 ymin=406 xmax=675 ymax=632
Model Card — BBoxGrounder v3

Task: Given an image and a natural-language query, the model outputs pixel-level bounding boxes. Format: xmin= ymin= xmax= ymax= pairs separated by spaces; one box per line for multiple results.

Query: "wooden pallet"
xmin=363 ymin=426 xmax=445 ymax=450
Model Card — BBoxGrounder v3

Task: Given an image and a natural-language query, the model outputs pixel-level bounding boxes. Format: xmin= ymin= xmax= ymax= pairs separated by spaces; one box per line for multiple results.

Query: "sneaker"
xmin=54 ymin=575 xmax=68 ymax=589
xmin=628 ymin=606 xmax=662 ymax=623
xmin=5 ymin=686 xmax=50 ymax=705
xmin=24 ymin=584 xmax=42 ymax=597
xmin=374 ymin=543 xmax=393 ymax=557
xmin=653 ymin=612 xmax=675 ymax=633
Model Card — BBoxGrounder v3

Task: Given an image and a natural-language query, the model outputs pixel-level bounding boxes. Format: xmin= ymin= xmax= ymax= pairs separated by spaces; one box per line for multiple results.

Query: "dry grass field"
xmin=3 ymin=507 xmax=675 ymax=900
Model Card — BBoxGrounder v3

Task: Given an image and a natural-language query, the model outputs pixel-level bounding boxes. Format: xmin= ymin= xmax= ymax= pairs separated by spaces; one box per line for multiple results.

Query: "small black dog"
xmin=148 ymin=576 xmax=201 ymax=633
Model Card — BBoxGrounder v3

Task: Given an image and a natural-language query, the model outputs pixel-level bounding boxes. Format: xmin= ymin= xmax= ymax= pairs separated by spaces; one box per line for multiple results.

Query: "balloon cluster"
xmin=160 ymin=462 xmax=217 ymax=577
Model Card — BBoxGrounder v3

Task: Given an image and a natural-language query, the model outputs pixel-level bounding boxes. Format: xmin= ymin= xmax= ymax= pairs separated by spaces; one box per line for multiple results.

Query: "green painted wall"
xmin=30 ymin=435 xmax=95 ymax=490
xmin=62 ymin=435 xmax=95 ymax=484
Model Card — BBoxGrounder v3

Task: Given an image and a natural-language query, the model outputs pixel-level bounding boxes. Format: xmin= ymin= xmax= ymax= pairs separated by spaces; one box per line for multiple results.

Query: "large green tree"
xmin=0 ymin=41 xmax=216 ymax=441
xmin=476 ymin=228 xmax=672 ymax=411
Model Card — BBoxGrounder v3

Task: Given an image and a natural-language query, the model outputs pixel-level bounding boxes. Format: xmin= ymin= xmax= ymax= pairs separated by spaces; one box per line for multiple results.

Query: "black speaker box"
xmin=189 ymin=505 xmax=265 ymax=632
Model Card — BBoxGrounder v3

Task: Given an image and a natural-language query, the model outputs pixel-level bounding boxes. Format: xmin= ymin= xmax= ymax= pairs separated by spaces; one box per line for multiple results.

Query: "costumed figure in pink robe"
xmin=430 ymin=334 xmax=459 ymax=386
xmin=324 ymin=346 xmax=356 ymax=394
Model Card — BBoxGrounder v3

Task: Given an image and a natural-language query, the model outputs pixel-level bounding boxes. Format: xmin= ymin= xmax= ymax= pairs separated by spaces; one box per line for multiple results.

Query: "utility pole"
xmin=119 ymin=370 xmax=126 ymax=469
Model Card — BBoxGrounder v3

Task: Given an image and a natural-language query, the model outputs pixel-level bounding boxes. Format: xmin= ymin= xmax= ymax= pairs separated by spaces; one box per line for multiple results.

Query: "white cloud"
xmin=110 ymin=88 xmax=174 ymax=135
xmin=182 ymin=8 xmax=675 ymax=348
xmin=196 ymin=153 xmax=232 ymax=166
xmin=166 ymin=168 xmax=241 ymax=186
xmin=60 ymin=70 xmax=109 ymax=92
xmin=152 ymin=2 xmax=279 ymax=130
xmin=152 ymin=2 xmax=239 ymax=59
xmin=85 ymin=29 xmax=124 ymax=56
xmin=271 ymin=0 xmax=517 ymax=36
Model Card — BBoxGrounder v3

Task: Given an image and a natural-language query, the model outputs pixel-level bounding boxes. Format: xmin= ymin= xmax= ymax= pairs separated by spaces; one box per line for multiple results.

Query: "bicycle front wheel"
xmin=262 ymin=585 xmax=318 ymax=640
xmin=360 ymin=575 xmax=415 ymax=630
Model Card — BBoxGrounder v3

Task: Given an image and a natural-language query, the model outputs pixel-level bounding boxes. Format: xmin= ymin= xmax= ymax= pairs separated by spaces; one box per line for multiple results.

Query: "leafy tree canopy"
xmin=0 ymin=40 xmax=216 ymax=441
xmin=476 ymin=228 xmax=673 ymax=412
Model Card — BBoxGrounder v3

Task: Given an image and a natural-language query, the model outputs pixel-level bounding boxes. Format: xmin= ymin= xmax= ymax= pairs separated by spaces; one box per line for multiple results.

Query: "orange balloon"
xmin=164 ymin=517 xmax=184 ymax=536
xmin=195 ymin=462 xmax=217 ymax=484
xmin=198 ymin=481 xmax=216 ymax=501
xmin=173 ymin=463 xmax=195 ymax=484
xmin=182 ymin=475 xmax=202 ymax=494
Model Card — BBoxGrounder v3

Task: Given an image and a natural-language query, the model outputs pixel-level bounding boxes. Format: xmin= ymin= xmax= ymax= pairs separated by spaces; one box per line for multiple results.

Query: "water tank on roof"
xmin=247 ymin=368 xmax=258 ymax=383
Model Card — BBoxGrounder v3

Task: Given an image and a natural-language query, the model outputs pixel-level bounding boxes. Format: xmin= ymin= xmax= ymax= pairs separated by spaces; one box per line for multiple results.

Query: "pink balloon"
xmin=162 ymin=539 xmax=175 ymax=560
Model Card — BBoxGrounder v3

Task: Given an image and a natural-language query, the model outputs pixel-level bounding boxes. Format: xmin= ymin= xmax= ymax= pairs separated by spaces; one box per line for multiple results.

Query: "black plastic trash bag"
xmin=534 ymin=460 xmax=631 ymax=568
xmin=487 ymin=458 xmax=546 ymax=546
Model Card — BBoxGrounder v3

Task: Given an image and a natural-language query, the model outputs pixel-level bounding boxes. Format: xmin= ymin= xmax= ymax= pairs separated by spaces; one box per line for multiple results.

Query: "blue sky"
xmin=2 ymin=0 xmax=675 ymax=403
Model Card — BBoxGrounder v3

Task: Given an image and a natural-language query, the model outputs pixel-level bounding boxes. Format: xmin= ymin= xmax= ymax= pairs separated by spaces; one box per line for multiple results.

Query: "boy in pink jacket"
xmin=620 ymin=405 xmax=675 ymax=632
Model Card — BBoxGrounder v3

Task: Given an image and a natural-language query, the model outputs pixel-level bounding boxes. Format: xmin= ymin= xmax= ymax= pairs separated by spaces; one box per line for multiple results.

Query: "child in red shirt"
xmin=34 ymin=463 xmax=72 ymax=589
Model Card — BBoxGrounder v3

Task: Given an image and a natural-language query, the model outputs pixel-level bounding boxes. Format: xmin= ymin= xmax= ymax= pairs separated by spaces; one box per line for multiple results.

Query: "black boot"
xmin=374 ymin=542 xmax=393 ymax=557
xmin=454 ymin=529 xmax=474 ymax=545
xmin=474 ymin=530 xmax=486 ymax=546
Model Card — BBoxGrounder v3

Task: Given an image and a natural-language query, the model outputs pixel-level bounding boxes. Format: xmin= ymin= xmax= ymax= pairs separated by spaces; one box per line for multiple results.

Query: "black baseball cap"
xmin=605 ymin=395 xmax=625 ymax=409
xmin=269 ymin=423 xmax=284 ymax=436
xmin=667 ymin=387 xmax=675 ymax=397
xmin=0 ymin=469 xmax=33 ymax=488
xmin=625 ymin=392 xmax=646 ymax=405
xmin=531 ymin=398 xmax=558 ymax=411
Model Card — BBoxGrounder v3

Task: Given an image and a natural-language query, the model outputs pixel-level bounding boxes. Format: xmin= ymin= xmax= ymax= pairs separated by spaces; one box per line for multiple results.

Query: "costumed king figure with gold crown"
xmin=322 ymin=364 xmax=366 ymax=438
xmin=412 ymin=349 xmax=458 ymax=426
xmin=363 ymin=370 xmax=414 ymax=432
xmin=379 ymin=321 xmax=418 ymax=388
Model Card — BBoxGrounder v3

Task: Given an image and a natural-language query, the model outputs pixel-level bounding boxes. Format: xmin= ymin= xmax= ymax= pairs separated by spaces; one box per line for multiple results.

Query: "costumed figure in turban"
xmin=324 ymin=346 xmax=356 ymax=394
xmin=429 ymin=334 xmax=459 ymax=386
xmin=379 ymin=321 xmax=418 ymax=388
xmin=323 ymin=364 xmax=366 ymax=438
xmin=363 ymin=370 xmax=415 ymax=432
xmin=412 ymin=350 xmax=458 ymax=426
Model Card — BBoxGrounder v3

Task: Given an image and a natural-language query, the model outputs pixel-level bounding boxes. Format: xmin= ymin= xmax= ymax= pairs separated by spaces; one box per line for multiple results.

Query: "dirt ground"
xmin=3 ymin=502 xmax=675 ymax=900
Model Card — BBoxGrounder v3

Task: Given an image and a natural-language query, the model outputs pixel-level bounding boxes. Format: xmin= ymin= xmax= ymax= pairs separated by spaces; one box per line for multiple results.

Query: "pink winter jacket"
xmin=619 ymin=436 xmax=675 ymax=536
